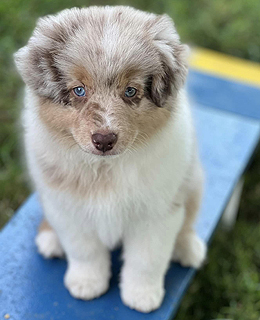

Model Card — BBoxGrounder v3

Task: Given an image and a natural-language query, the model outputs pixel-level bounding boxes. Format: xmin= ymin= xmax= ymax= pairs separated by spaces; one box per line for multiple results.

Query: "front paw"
xmin=35 ymin=230 xmax=64 ymax=259
xmin=120 ymin=280 xmax=165 ymax=313
xmin=172 ymin=231 xmax=207 ymax=268
xmin=64 ymin=261 xmax=110 ymax=300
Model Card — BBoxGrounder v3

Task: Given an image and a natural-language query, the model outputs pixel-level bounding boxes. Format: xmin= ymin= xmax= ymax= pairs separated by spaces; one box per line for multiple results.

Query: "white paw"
xmin=64 ymin=261 xmax=110 ymax=300
xmin=35 ymin=230 xmax=64 ymax=259
xmin=120 ymin=281 xmax=164 ymax=313
xmin=172 ymin=232 xmax=207 ymax=268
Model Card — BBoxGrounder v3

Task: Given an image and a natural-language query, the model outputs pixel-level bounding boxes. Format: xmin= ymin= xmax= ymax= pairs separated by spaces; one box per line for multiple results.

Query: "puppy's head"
xmin=15 ymin=6 xmax=189 ymax=157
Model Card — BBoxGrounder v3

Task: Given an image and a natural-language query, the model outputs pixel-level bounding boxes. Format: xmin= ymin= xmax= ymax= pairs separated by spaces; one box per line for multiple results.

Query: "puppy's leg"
xmin=64 ymin=233 xmax=111 ymax=301
xmin=41 ymin=196 xmax=111 ymax=300
xmin=120 ymin=207 xmax=185 ymax=313
xmin=35 ymin=218 xmax=64 ymax=259
xmin=172 ymin=163 xmax=207 ymax=268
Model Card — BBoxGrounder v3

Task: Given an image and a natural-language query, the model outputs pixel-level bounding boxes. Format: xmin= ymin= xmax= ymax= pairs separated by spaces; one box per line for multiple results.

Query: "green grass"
xmin=176 ymin=222 xmax=260 ymax=320
xmin=1 ymin=0 xmax=260 ymax=318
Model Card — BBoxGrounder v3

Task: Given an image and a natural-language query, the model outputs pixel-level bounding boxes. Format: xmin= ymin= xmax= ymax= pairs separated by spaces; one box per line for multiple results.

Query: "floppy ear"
xmin=14 ymin=10 xmax=81 ymax=104
xmin=148 ymin=15 xmax=189 ymax=107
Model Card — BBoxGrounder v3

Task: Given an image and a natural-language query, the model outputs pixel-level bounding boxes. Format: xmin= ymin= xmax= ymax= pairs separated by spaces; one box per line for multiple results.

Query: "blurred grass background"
xmin=0 ymin=0 xmax=260 ymax=319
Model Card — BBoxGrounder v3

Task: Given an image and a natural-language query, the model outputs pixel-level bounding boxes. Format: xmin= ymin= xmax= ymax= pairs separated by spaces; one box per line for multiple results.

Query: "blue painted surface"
xmin=1 ymin=104 xmax=259 ymax=320
xmin=188 ymin=70 xmax=260 ymax=120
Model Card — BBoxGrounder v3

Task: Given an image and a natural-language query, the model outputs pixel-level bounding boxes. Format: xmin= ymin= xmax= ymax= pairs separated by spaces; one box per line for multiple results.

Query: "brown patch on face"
xmin=69 ymin=66 xmax=94 ymax=89
xmin=116 ymin=67 xmax=145 ymax=90
xmin=38 ymin=99 xmax=70 ymax=132
xmin=133 ymin=100 xmax=171 ymax=148
xmin=116 ymin=67 xmax=141 ymax=85
xmin=38 ymin=98 xmax=77 ymax=148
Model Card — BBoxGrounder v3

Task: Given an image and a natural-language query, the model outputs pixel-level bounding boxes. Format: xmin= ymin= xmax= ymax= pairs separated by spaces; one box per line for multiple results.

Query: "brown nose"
xmin=91 ymin=133 xmax=118 ymax=152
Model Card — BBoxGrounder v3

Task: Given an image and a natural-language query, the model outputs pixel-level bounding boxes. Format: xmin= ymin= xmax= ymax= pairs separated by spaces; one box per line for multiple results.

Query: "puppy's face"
xmin=15 ymin=6 xmax=188 ymax=157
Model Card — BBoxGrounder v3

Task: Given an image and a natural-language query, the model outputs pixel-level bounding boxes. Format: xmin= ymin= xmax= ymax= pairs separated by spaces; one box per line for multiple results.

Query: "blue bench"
xmin=1 ymin=49 xmax=260 ymax=319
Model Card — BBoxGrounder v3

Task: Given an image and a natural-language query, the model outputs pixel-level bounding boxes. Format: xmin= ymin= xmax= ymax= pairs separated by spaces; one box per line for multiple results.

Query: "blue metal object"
xmin=1 ymin=102 xmax=259 ymax=319
xmin=188 ymin=70 xmax=260 ymax=120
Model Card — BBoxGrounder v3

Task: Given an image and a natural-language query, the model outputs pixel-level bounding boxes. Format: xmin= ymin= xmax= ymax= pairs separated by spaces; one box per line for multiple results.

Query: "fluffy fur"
xmin=14 ymin=6 xmax=206 ymax=313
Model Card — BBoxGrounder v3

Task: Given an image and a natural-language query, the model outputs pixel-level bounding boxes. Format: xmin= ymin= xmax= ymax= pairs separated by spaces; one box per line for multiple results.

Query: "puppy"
xmin=14 ymin=6 xmax=206 ymax=313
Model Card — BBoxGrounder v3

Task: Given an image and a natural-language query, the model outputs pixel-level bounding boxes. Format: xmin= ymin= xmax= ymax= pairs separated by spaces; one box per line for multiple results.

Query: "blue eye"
xmin=125 ymin=87 xmax=137 ymax=98
xmin=73 ymin=86 xmax=86 ymax=97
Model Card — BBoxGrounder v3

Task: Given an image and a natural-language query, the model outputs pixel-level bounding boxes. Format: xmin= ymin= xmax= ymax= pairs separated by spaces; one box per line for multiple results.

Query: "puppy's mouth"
xmin=72 ymin=142 xmax=120 ymax=157
xmin=88 ymin=148 xmax=122 ymax=157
